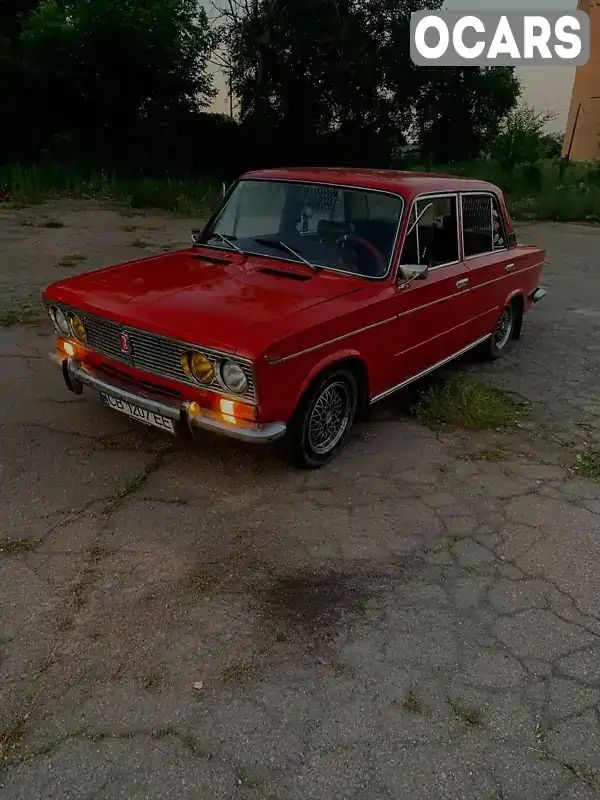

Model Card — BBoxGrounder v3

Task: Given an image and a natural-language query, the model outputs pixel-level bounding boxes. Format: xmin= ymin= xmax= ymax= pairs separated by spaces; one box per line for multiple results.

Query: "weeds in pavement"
xmin=0 ymin=723 xmax=25 ymax=765
xmin=55 ymin=253 xmax=86 ymax=268
xmin=469 ymin=444 xmax=509 ymax=462
xmin=413 ymin=376 xmax=525 ymax=432
xmin=0 ymin=537 xmax=40 ymax=555
xmin=447 ymin=697 xmax=482 ymax=726
xmin=184 ymin=565 xmax=220 ymax=595
xmin=402 ymin=691 xmax=424 ymax=714
xmin=0 ymin=305 xmax=45 ymax=328
xmin=573 ymin=449 xmax=600 ymax=483
xmin=102 ymin=454 xmax=163 ymax=515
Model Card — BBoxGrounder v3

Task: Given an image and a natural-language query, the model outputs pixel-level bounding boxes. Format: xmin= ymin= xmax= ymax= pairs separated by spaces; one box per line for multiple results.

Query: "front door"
xmin=388 ymin=193 xmax=472 ymax=388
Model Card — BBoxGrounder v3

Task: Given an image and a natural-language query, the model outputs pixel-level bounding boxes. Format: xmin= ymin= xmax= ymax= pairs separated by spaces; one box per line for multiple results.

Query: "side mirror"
xmin=398 ymin=263 xmax=429 ymax=287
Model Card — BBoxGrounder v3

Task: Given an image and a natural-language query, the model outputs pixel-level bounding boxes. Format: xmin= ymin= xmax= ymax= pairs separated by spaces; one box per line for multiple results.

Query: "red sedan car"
xmin=42 ymin=168 xmax=546 ymax=468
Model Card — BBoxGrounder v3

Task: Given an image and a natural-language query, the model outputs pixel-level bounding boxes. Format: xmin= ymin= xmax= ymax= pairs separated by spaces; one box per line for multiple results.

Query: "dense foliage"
xmin=0 ymin=0 xmax=556 ymax=181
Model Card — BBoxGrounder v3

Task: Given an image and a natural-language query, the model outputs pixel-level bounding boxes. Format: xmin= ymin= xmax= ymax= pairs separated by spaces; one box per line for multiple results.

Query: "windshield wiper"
xmin=212 ymin=232 xmax=244 ymax=254
xmin=253 ymin=238 xmax=318 ymax=272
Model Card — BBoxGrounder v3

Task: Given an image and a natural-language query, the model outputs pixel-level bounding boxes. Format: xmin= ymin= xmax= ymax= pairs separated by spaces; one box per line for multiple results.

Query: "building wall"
xmin=562 ymin=0 xmax=600 ymax=161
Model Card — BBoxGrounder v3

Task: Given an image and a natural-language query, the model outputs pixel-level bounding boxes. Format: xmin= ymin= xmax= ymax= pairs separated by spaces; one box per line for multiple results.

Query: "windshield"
xmin=200 ymin=179 xmax=404 ymax=278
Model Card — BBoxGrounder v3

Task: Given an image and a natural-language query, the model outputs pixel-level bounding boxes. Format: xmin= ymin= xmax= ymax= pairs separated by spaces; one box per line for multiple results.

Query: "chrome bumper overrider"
xmin=57 ymin=357 xmax=286 ymax=444
xmin=530 ymin=287 xmax=547 ymax=303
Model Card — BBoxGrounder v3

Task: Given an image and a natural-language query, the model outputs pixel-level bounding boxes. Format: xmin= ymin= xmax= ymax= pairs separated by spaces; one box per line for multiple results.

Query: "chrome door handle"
xmin=505 ymin=262 xmax=515 ymax=273
xmin=456 ymin=278 xmax=469 ymax=290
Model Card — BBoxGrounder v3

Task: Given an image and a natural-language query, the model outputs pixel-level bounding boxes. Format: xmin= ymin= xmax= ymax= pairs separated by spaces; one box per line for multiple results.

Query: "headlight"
xmin=220 ymin=360 xmax=248 ymax=394
xmin=188 ymin=352 xmax=214 ymax=383
xmin=53 ymin=307 xmax=70 ymax=335
xmin=69 ymin=313 xmax=87 ymax=343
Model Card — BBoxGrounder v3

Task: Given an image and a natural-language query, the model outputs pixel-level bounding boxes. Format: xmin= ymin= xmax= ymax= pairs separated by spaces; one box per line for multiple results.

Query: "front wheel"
xmin=485 ymin=301 xmax=518 ymax=360
xmin=284 ymin=369 xmax=358 ymax=469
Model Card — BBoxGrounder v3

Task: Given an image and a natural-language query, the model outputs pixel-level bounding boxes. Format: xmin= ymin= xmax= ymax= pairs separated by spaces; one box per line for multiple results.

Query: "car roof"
xmin=241 ymin=166 xmax=501 ymax=198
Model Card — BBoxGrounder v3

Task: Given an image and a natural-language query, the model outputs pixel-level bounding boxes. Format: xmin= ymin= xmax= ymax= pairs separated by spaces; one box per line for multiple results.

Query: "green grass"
xmin=413 ymin=376 xmax=526 ymax=432
xmin=0 ymin=305 xmax=46 ymax=328
xmin=469 ymin=444 xmax=509 ymax=462
xmin=447 ymin=697 xmax=482 ymax=726
xmin=0 ymin=537 xmax=40 ymax=555
xmin=0 ymin=723 xmax=25 ymax=764
xmin=0 ymin=163 xmax=219 ymax=216
xmin=102 ymin=455 xmax=163 ymax=515
xmin=4 ymin=157 xmax=600 ymax=222
xmin=419 ymin=158 xmax=600 ymax=223
xmin=55 ymin=252 xmax=86 ymax=268
xmin=573 ymin=450 xmax=600 ymax=482
xmin=402 ymin=691 xmax=423 ymax=714
xmin=184 ymin=565 xmax=220 ymax=595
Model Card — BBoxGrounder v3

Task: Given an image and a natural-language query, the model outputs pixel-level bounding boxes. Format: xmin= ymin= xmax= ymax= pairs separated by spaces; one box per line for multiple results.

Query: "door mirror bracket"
xmin=397 ymin=263 xmax=429 ymax=289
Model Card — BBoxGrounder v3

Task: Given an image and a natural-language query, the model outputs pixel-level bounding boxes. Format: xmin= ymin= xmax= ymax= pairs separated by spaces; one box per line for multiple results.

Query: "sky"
xmin=208 ymin=0 xmax=580 ymax=133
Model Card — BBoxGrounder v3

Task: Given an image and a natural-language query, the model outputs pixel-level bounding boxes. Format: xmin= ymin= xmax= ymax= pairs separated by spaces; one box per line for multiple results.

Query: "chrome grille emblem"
xmin=119 ymin=332 xmax=131 ymax=354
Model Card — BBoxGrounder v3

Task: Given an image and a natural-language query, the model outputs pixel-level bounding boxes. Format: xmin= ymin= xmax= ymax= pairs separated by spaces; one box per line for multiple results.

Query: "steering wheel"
xmin=336 ymin=234 xmax=386 ymax=273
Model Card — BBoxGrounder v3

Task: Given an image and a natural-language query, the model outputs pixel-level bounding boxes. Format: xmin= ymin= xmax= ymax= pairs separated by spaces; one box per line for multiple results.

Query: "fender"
xmin=501 ymin=287 xmax=524 ymax=313
xmin=294 ymin=347 xmax=370 ymax=408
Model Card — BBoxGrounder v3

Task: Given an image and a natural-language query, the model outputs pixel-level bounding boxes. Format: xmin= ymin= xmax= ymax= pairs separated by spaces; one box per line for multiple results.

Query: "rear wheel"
xmin=485 ymin=300 xmax=519 ymax=360
xmin=284 ymin=368 xmax=358 ymax=469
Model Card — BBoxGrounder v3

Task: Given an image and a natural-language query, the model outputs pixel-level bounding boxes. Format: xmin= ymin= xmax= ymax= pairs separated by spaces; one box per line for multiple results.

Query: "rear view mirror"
xmin=398 ymin=264 xmax=429 ymax=286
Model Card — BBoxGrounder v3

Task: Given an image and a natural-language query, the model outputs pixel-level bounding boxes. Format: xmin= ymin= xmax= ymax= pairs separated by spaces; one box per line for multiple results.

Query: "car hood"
xmin=43 ymin=248 xmax=363 ymax=356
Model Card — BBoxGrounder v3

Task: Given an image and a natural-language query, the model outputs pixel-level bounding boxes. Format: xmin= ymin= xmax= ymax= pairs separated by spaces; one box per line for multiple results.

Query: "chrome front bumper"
xmin=57 ymin=356 xmax=287 ymax=444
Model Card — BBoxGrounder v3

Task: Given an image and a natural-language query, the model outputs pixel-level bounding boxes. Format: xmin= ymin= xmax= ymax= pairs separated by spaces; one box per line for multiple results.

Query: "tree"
xmin=218 ymin=0 xmax=445 ymax=167
xmin=0 ymin=0 xmax=41 ymax=42
xmin=15 ymin=0 xmax=218 ymax=169
xmin=490 ymin=102 xmax=558 ymax=173
xmin=416 ymin=67 xmax=521 ymax=163
xmin=219 ymin=0 xmax=520 ymax=168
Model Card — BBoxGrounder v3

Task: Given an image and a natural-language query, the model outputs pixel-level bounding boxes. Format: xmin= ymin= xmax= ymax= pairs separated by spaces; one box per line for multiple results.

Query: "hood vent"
xmin=258 ymin=267 xmax=310 ymax=281
xmin=191 ymin=253 xmax=232 ymax=265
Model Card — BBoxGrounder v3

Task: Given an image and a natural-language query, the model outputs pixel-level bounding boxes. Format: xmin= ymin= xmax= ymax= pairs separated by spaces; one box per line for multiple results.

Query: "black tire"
xmin=283 ymin=368 xmax=358 ymax=469
xmin=485 ymin=300 xmax=519 ymax=360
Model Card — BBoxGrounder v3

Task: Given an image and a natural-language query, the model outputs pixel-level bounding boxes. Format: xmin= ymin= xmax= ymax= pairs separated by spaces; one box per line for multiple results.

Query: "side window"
xmin=400 ymin=195 xmax=459 ymax=267
xmin=461 ymin=194 xmax=507 ymax=258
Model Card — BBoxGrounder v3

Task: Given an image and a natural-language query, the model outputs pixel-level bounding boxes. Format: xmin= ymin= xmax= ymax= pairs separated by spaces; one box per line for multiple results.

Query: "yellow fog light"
xmin=182 ymin=352 xmax=214 ymax=383
xmin=63 ymin=341 xmax=75 ymax=357
xmin=69 ymin=313 xmax=87 ymax=344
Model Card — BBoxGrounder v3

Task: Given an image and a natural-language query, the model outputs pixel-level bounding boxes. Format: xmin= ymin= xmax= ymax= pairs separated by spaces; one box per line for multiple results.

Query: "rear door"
xmin=387 ymin=192 xmax=473 ymax=388
xmin=459 ymin=191 xmax=517 ymax=340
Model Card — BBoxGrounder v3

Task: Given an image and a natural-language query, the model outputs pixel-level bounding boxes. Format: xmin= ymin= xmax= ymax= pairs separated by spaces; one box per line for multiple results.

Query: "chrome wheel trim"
xmin=307 ymin=381 xmax=352 ymax=455
xmin=494 ymin=305 xmax=514 ymax=349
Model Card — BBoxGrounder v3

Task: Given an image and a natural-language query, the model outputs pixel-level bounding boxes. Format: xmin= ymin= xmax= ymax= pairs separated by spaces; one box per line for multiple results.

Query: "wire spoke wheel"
xmin=307 ymin=380 xmax=352 ymax=455
xmin=494 ymin=305 xmax=514 ymax=350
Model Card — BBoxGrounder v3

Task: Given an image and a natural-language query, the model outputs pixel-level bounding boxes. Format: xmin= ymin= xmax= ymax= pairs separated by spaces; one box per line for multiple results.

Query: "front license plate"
xmin=100 ymin=392 xmax=176 ymax=434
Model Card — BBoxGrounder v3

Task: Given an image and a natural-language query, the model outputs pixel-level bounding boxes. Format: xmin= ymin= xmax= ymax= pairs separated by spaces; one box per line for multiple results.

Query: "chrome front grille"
xmin=49 ymin=304 xmax=256 ymax=403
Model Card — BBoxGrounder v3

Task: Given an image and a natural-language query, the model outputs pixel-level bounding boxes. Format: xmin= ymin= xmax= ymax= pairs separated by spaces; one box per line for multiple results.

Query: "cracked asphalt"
xmin=1 ymin=203 xmax=600 ymax=799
